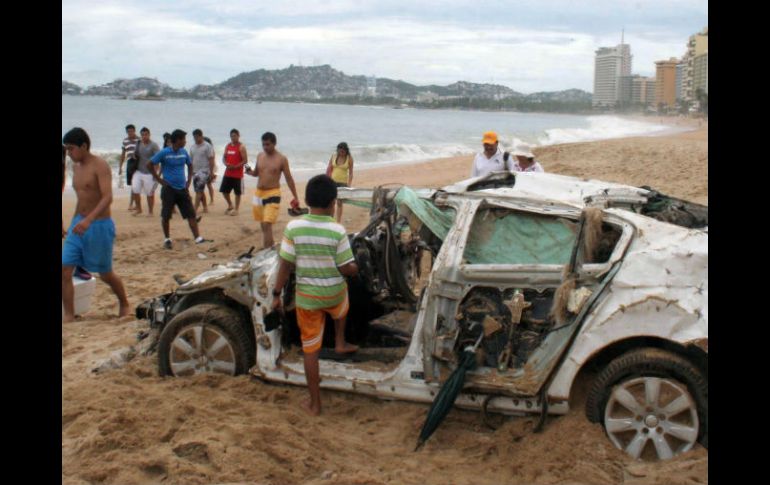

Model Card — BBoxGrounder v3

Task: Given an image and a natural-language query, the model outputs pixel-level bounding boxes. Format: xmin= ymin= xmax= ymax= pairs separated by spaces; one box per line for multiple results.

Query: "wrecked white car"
xmin=137 ymin=171 xmax=708 ymax=461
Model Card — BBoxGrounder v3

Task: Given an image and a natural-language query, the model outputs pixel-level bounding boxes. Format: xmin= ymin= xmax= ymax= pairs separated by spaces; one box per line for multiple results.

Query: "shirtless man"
xmin=62 ymin=127 xmax=129 ymax=322
xmin=246 ymin=132 xmax=300 ymax=248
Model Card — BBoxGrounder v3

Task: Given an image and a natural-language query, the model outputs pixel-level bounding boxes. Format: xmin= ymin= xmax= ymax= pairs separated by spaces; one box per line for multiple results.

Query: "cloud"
xmin=62 ymin=0 xmax=707 ymax=92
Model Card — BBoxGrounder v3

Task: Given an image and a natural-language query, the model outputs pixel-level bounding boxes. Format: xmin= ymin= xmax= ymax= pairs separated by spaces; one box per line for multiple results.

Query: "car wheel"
xmin=158 ymin=304 xmax=254 ymax=377
xmin=586 ymin=347 xmax=707 ymax=460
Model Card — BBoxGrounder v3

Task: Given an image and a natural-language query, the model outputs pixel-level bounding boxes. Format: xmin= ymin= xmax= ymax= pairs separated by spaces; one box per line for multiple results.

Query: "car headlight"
xmin=151 ymin=300 xmax=166 ymax=325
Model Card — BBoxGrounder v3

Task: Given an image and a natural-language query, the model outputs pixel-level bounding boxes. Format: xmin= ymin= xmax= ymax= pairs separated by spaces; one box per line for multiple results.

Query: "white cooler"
xmin=62 ymin=276 xmax=96 ymax=321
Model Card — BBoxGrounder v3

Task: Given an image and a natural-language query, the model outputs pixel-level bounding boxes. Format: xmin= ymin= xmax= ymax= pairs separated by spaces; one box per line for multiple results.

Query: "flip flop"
xmin=288 ymin=207 xmax=309 ymax=216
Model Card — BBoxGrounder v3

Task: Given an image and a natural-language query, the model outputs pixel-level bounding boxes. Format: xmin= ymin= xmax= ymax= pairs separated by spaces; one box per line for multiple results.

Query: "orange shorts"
xmin=295 ymin=293 xmax=350 ymax=353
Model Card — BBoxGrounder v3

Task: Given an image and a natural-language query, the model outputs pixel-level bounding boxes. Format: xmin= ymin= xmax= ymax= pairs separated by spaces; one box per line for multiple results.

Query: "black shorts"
xmin=126 ymin=158 xmax=138 ymax=185
xmin=219 ymin=176 xmax=243 ymax=195
xmin=334 ymin=182 xmax=348 ymax=188
xmin=160 ymin=186 xmax=196 ymax=220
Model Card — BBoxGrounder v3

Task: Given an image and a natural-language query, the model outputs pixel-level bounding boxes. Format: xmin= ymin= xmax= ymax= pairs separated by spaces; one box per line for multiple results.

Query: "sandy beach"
xmin=62 ymin=121 xmax=708 ymax=485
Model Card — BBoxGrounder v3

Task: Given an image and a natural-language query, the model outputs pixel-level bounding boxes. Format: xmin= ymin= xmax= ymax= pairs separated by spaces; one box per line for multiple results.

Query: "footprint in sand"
xmin=140 ymin=462 xmax=167 ymax=478
xmin=173 ymin=442 xmax=210 ymax=464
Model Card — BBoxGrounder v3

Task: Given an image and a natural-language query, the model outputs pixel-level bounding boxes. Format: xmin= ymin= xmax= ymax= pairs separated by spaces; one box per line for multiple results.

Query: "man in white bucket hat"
xmin=512 ymin=143 xmax=544 ymax=173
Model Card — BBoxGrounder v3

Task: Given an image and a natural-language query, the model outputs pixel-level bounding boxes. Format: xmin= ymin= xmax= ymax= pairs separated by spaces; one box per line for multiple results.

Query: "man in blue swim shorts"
xmin=62 ymin=127 xmax=129 ymax=323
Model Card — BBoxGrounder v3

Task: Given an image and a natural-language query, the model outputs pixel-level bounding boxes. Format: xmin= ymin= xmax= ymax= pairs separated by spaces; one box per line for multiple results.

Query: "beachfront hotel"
xmin=681 ymin=27 xmax=708 ymax=103
xmin=592 ymin=42 xmax=632 ymax=108
xmin=693 ymin=50 xmax=708 ymax=97
xmin=675 ymin=61 xmax=686 ymax=101
xmin=655 ymin=58 xmax=679 ymax=109
xmin=618 ymin=74 xmax=655 ymax=107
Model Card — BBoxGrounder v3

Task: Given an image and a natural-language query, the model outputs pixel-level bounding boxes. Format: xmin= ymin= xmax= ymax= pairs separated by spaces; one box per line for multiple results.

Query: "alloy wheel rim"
xmin=169 ymin=324 xmax=236 ymax=376
xmin=604 ymin=376 xmax=699 ymax=461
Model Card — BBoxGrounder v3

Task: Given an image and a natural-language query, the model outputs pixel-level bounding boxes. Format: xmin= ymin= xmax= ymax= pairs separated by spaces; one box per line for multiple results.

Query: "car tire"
xmin=158 ymin=304 xmax=255 ymax=377
xmin=586 ymin=347 xmax=707 ymax=460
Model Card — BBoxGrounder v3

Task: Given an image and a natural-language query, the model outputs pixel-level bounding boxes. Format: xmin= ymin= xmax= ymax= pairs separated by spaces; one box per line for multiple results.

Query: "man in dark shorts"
xmin=120 ymin=124 xmax=140 ymax=211
xmin=62 ymin=127 xmax=129 ymax=322
xmin=149 ymin=129 xmax=208 ymax=249
xmin=220 ymin=128 xmax=248 ymax=216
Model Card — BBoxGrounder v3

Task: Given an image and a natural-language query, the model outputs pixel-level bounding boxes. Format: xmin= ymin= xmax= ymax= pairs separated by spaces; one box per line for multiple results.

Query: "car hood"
xmin=177 ymin=247 xmax=278 ymax=293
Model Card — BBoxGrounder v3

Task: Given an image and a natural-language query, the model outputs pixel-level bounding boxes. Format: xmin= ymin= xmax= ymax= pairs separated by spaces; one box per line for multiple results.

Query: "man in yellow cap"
xmin=471 ymin=131 xmax=509 ymax=177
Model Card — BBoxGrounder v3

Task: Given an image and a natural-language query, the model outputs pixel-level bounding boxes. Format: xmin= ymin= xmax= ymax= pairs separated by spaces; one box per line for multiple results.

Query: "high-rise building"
xmin=682 ymin=27 xmax=708 ymax=103
xmin=629 ymin=76 xmax=656 ymax=106
xmin=618 ymin=75 xmax=636 ymax=106
xmin=618 ymin=75 xmax=656 ymax=107
xmin=644 ymin=78 xmax=657 ymax=106
xmin=693 ymin=51 xmax=708 ymax=97
xmin=655 ymin=58 xmax=679 ymax=109
xmin=593 ymin=42 xmax=632 ymax=107
xmin=675 ymin=61 xmax=686 ymax=101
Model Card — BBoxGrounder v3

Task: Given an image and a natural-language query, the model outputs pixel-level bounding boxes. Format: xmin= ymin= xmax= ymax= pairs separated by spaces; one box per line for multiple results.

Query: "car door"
xmin=420 ymin=197 xmax=632 ymax=398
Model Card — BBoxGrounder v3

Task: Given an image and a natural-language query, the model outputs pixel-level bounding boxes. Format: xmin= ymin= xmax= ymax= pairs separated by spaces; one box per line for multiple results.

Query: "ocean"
xmin=62 ymin=95 xmax=681 ymax=188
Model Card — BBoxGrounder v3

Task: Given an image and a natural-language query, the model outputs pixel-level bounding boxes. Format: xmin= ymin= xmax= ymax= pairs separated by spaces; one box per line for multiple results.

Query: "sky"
xmin=62 ymin=0 xmax=708 ymax=94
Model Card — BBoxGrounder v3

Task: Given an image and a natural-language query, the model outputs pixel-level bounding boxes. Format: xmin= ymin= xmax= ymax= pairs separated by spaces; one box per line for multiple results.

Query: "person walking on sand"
xmin=120 ymin=124 xmax=140 ymax=211
xmin=220 ymin=128 xmax=248 ymax=216
xmin=149 ymin=129 xmax=208 ymax=250
xmin=190 ymin=129 xmax=216 ymax=214
xmin=62 ymin=127 xmax=130 ymax=322
xmin=471 ymin=131 xmax=510 ymax=178
xmin=246 ymin=132 xmax=300 ymax=249
xmin=203 ymin=136 xmax=217 ymax=206
xmin=272 ymin=174 xmax=359 ymax=416
xmin=130 ymin=127 xmax=161 ymax=216
xmin=511 ymin=144 xmax=544 ymax=173
xmin=325 ymin=142 xmax=354 ymax=222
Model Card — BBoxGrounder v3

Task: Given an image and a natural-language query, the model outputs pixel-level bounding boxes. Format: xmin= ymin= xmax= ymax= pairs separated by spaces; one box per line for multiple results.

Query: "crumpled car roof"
xmin=442 ymin=171 xmax=652 ymax=208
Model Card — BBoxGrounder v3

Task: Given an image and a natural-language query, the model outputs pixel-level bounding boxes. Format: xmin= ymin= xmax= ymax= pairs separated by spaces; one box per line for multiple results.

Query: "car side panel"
xmin=547 ymin=212 xmax=708 ymax=400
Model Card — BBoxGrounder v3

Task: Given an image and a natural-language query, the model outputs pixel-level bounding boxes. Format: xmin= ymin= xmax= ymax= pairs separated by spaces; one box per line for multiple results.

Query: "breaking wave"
xmin=537 ymin=116 xmax=672 ymax=146
xmin=351 ymin=142 xmax=475 ymax=165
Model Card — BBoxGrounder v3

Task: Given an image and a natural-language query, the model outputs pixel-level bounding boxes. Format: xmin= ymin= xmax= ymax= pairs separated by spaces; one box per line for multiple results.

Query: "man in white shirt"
xmin=512 ymin=144 xmax=545 ymax=173
xmin=471 ymin=131 xmax=510 ymax=177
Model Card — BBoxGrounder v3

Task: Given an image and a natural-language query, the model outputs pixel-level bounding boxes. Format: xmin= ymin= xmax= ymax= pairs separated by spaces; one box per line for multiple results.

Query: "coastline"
xmin=63 ymin=115 xmax=704 ymax=200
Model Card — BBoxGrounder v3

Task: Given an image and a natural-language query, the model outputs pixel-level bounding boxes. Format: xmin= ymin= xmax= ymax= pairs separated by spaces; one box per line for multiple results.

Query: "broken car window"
xmin=463 ymin=208 xmax=577 ymax=265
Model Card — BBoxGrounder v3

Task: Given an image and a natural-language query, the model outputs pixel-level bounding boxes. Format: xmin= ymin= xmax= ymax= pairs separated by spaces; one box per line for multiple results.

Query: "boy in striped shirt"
xmin=272 ymin=174 xmax=359 ymax=416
